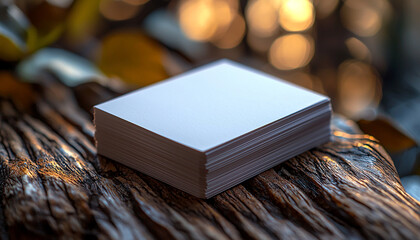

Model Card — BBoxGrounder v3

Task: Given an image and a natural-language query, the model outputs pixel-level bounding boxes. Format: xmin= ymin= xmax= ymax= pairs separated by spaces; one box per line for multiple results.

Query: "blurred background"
xmin=1 ymin=0 xmax=420 ymax=199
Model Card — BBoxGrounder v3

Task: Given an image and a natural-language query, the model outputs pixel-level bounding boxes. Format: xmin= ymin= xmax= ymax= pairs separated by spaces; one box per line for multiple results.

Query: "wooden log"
xmin=1 ymin=78 xmax=420 ymax=239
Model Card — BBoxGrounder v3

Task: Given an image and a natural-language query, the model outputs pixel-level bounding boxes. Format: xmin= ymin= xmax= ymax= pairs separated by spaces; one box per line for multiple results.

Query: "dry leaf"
xmin=96 ymin=31 xmax=168 ymax=86
xmin=0 ymin=71 xmax=36 ymax=110
xmin=358 ymin=117 xmax=417 ymax=153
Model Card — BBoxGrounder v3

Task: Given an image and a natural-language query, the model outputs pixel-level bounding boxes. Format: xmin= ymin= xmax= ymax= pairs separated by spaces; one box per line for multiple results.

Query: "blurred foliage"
xmin=1 ymin=0 xmax=169 ymax=87
xmin=0 ymin=2 xmax=31 ymax=61
xmin=97 ymin=31 xmax=168 ymax=87
xmin=0 ymin=0 xmax=71 ymax=61
xmin=65 ymin=0 xmax=101 ymax=45
xmin=17 ymin=48 xmax=104 ymax=86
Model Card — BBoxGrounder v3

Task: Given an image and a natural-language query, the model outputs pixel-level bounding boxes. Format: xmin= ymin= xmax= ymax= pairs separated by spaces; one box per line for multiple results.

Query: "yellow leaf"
xmin=65 ymin=0 xmax=101 ymax=45
xmin=0 ymin=33 xmax=24 ymax=61
xmin=96 ymin=31 xmax=168 ymax=86
xmin=358 ymin=118 xmax=417 ymax=153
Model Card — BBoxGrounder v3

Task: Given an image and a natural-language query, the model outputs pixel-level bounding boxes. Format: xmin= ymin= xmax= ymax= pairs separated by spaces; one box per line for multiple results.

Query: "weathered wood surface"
xmin=1 ymin=78 xmax=420 ymax=240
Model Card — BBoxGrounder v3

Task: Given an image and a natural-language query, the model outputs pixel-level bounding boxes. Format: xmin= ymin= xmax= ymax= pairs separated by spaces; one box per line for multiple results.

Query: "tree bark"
xmin=0 ymin=80 xmax=419 ymax=240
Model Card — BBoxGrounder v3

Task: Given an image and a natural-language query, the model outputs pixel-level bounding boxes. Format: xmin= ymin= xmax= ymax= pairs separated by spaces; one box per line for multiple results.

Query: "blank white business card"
xmin=95 ymin=60 xmax=328 ymax=151
xmin=94 ymin=59 xmax=331 ymax=198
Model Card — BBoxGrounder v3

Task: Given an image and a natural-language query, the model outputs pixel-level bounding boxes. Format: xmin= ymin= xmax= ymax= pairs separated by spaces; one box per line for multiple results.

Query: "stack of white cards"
xmin=94 ymin=60 xmax=331 ymax=198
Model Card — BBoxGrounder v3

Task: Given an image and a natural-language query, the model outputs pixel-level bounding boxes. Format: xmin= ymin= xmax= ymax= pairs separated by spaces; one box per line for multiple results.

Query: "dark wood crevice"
xmin=0 ymin=134 xmax=11 ymax=240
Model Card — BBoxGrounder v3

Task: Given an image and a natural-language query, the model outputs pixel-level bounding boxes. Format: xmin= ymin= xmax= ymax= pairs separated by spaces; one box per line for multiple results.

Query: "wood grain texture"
xmin=1 ymin=79 xmax=420 ymax=240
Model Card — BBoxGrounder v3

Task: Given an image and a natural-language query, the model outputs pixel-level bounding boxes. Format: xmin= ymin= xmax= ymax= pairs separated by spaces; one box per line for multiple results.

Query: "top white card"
xmin=95 ymin=60 xmax=329 ymax=152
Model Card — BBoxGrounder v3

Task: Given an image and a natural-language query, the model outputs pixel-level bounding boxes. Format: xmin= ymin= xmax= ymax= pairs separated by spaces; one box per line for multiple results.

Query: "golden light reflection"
xmin=213 ymin=14 xmax=246 ymax=49
xmin=278 ymin=0 xmax=315 ymax=32
xmin=322 ymin=156 xmax=338 ymax=166
xmin=345 ymin=37 xmax=371 ymax=61
xmin=38 ymin=167 xmax=81 ymax=184
xmin=337 ymin=60 xmax=382 ymax=119
xmin=340 ymin=0 xmax=391 ymax=37
xmin=269 ymin=34 xmax=314 ymax=70
xmin=246 ymin=0 xmax=278 ymax=37
xmin=333 ymin=130 xmax=376 ymax=141
xmin=100 ymin=0 xmax=140 ymax=21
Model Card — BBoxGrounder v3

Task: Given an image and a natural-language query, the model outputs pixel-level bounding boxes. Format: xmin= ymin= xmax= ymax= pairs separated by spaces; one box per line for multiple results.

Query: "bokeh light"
xmin=340 ymin=0 xmax=391 ymax=37
xmin=337 ymin=60 xmax=382 ymax=118
xmin=269 ymin=34 xmax=314 ymax=70
xmin=246 ymin=0 xmax=278 ymax=37
xmin=268 ymin=0 xmax=285 ymax=9
xmin=179 ymin=0 xmax=218 ymax=41
xmin=213 ymin=1 xmax=235 ymax=29
xmin=178 ymin=0 xmax=239 ymax=42
xmin=208 ymin=0 xmax=236 ymax=40
xmin=213 ymin=14 xmax=246 ymax=49
xmin=345 ymin=37 xmax=371 ymax=61
xmin=278 ymin=0 xmax=315 ymax=32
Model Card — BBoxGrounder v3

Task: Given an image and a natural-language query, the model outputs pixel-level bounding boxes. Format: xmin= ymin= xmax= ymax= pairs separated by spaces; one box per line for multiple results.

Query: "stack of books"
xmin=94 ymin=60 xmax=331 ymax=198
